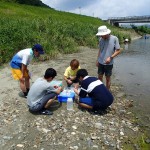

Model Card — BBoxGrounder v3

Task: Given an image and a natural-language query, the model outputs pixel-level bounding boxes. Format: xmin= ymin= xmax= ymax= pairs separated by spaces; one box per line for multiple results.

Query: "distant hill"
xmin=0 ymin=0 xmax=50 ymax=8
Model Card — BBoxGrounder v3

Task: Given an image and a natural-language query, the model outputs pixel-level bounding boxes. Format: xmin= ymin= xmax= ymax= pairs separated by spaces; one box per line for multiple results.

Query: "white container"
xmin=67 ymin=98 xmax=73 ymax=110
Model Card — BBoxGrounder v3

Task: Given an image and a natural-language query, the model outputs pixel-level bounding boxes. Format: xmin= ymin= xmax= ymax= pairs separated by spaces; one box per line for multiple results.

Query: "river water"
xmin=113 ymin=37 xmax=150 ymax=129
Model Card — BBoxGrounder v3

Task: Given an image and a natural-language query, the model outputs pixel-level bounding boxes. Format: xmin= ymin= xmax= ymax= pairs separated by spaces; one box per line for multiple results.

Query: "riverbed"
xmin=1 ymin=46 xmax=148 ymax=149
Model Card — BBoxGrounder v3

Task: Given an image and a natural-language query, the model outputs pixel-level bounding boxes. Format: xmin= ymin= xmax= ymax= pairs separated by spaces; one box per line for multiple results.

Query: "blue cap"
xmin=32 ymin=44 xmax=44 ymax=54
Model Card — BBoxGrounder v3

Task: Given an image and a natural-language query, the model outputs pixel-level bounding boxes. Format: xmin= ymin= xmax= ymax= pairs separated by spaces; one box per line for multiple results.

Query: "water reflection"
xmin=114 ymin=37 xmax=150 ymax=116
xmin=124 ymin=43 xmax=128 ymax=50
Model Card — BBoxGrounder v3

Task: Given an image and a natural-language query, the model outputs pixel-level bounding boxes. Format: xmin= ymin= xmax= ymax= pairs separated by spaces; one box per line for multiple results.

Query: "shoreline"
xmin=131 ymin=35 xmax=142 ymax=40
xmin=114 ymin=36 xmax=150 ymax=149
xmin=0 ymin=46 xmax=149 ymax=149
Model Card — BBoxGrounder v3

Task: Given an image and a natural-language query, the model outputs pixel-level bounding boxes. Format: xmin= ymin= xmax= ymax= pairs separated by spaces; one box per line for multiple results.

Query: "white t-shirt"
xmin=17 ymin=48 xmax=33 ymax=65
xmin=10 ymin=48 xmax=33 ymax=69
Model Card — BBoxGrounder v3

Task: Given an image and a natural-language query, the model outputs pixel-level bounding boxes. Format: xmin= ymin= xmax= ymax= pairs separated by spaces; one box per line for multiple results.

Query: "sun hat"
xmin=125 ymin=39 xmax=129 ymax=42
xmin=96 ymin=25 xmax=111 ymax=36
xmin=32 ymin=44 xmax=44 ymax=54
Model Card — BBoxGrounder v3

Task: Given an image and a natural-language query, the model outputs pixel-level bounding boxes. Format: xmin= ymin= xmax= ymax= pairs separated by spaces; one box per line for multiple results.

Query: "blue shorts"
xmin=79 ymin=97 xmax=93 ymax=106
xmin=80 ymin=96 xmax=113 ymax=110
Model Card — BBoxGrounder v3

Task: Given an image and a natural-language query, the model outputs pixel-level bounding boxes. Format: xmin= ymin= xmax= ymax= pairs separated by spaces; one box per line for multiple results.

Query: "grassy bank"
xmin=0 ymin=2 xmax=139 ymax=64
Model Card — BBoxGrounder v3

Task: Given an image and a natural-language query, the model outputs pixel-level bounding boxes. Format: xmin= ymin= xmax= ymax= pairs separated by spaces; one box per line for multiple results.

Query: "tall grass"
xmin=0 ymin=2 xmax=134 ymax=64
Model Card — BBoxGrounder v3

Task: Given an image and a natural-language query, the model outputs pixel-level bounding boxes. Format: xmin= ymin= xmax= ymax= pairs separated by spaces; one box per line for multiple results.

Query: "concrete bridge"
xmin=108 ymin=15 xmax=150 ymax=26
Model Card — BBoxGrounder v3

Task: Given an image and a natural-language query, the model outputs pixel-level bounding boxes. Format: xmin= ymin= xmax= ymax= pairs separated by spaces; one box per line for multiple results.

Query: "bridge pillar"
xmin=109 ymin=20 xmax=114 ymax=26
xmin=114 ymin=22 xmax=119 ymax=27
xmin=108 ymin=20 xmax=111 ymax=24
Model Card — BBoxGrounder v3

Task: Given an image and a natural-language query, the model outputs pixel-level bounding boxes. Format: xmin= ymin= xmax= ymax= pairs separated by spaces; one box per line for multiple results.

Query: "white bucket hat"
xmin=96 ymin=25 xmax=111 ymax=36
xmin=125 ymin=39 xmax=129 ymax=42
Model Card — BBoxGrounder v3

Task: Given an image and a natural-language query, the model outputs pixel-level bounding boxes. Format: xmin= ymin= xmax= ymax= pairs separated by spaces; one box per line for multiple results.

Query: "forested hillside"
xmin=0 ymin=0 xmax=49 ymax=7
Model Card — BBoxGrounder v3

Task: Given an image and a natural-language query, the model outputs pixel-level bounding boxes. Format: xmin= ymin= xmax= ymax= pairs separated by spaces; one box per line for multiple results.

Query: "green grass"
xmin=123 ymin=134 xmax=150 ymax=150
xmin=0 ymin=2 xmax=136 ymax=64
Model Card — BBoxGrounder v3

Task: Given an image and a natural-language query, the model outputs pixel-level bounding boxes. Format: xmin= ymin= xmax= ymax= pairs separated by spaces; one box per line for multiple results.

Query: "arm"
xmin=55 ymin=86 xmax=63 ymax=94
xmin=105 ymin=37 xmax=121 ymax=64
xmin=111 ymin=49 xmax=121 ymax=58
xmin=64 ymin=67 xmax=73 ymax=84
xmin=74 ymin=86 xmax=79 ymax=95
xmin=96 ymin=48 xmax=101 ymax=67
xmin=69 ymin=76 xmax=76 ymax=81
xmin=111 ymin=37 xmax=121 ymax=58
xmin=21 ymin=54 xmax=30 ymax=79
xmin=105 ymin=49 xmax=121 ymax=64
xmin=21 ymin=64 xmax=29 ymax=79
xmin=64 ymin=76 xmax=72 ymax=84
xmin=74 ymin=86 xmax=87 ymax=98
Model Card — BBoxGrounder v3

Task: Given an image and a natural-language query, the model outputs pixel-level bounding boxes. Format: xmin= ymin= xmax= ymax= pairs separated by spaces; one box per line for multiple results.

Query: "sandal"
xmin=39 ymin=109 xmax=53 ymax=115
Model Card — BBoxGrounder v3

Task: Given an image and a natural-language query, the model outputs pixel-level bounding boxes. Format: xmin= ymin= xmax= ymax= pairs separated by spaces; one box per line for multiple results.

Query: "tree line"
xmin=131 ymin=24 xmax=150 ymax=34
xmin=0 ymin=0 xmax=50 ymax=8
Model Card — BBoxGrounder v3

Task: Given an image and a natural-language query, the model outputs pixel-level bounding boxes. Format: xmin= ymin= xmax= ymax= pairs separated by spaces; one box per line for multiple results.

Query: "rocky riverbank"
xmin=0 ymin=47 xmax=149 ymax=150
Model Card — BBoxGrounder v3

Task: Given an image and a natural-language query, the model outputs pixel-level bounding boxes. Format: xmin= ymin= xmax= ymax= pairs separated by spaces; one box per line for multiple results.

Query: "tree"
xmin=0 ymin=0 xmax=50 ymax=8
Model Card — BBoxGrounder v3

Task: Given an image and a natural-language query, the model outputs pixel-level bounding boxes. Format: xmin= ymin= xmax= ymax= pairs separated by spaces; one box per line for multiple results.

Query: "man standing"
xmin=96 ymin=25 xmax=120 ymax=90
xmin=10 ymin=44 xmax=44 ymax=97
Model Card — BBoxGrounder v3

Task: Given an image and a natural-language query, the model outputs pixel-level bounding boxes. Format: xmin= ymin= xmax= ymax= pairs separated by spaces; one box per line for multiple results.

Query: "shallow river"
xmin=113 ymin=37 xmax=150 ymax=127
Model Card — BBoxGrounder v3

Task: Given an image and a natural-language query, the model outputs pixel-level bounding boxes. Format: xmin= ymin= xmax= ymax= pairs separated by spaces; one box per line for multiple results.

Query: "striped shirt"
xmin=79 ymin=76 xmax=114 ymax=109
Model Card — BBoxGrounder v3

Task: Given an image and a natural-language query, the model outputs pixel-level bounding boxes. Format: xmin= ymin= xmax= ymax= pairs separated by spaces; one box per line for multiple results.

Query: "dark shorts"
xmin=28 ymin=92 xmax=57 ymax=112
xmin=93 ymin=100 xmax=109 ymax=111
xmin=98 ymin=64 xmax=113 ymax=76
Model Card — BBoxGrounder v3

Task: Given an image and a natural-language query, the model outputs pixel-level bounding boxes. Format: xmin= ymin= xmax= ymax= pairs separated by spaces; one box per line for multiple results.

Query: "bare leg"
xmin=98 ymin=74 xmax=103 ymax=82
xmin=44 ymin=96 xmax=56 ymax=109
xmin=106 ymin=76 xmax=111 ymax=90
xmin=25 ymin=77 xmax=30 ymax=90
xmin=79 ymin=103 xmax=93 ymax=109
xmin=19 ymin=79 xmax=26 ymax=93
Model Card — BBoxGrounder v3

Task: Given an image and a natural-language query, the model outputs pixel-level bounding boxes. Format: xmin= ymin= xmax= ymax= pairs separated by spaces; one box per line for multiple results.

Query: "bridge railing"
xmin=108 ymin=15 xmax=150 ymax=20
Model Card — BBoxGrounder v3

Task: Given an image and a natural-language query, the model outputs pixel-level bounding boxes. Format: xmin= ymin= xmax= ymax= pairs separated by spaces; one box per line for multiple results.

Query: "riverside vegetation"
xmin=0 ymin=1 xmax=139 ymax=64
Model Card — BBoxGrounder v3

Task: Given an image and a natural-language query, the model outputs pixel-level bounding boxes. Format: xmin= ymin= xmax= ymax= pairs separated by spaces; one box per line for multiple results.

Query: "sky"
xmin=41 ymin=0 xmax=150 ymax=20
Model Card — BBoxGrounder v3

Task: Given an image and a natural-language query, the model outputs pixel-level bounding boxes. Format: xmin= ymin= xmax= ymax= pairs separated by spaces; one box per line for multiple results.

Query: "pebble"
xmin=17 ymin=144 xmax=24 ymax=148
xmin=0 ymin=58 xmax=147 ymax=150
xmin=95 ymin=122 xmax=103 ymax=129
xmin=72 ymin=125 xmax=77 ymax=130
xmin=71 ymin=132 xmax=76 ymax=135
xmin=145 ymin=139 xmax=150 ymax=144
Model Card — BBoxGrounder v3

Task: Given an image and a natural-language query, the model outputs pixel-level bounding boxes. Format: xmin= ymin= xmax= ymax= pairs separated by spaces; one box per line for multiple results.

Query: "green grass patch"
xmin=0 ymin=2 xmax=137 ymax=64
xmin=123 ymin=134 xmax=150 ymax=150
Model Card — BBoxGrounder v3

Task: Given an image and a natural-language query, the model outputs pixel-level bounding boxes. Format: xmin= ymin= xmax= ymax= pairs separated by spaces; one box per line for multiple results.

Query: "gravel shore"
xmin=0 ymin=47 xmax=148 ymax=150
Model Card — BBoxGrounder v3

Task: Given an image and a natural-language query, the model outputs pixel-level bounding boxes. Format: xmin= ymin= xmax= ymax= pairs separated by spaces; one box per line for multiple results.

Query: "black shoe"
xmin=29 ymin=109 xmax=38 ymax=115
xmin=93 ymin=110 xmax=107 ymax=115
xmin=18 ymin=92 xmax=27 ymax=98
xmin=39 ymin=109 xmax=53 ymax=115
